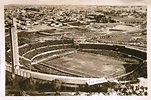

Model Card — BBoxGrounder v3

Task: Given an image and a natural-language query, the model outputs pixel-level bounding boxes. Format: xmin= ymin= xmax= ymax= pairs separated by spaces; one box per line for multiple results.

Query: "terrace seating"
xmin=6 ymin=36 xmax=146 ymax=81
xmin=80 ymin=49 xmax=140 ymax=64
xmin=23 ymin=44 xmax=73 ymax=59
xmin=20 ymin=58 xmax=38 ymax=71
xmin=19 ymin=40 xmax=74 ymax=55
xmin=6 ymin=39 xmax=74 ymax=73
xmin=19 ymin=41 xmax=55 ymax=55
xmin=32 ymin=48 xmax=75 ymax=63
xmin=32 ymin=64 xmax=73 ymax=77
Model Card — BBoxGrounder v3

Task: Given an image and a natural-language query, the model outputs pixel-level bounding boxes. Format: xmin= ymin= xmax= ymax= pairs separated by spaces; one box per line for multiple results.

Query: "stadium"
xmin=5 ymin=28 xmax=147 ymax=95
xmin=5 ymin=5 xmax=147 ymax=96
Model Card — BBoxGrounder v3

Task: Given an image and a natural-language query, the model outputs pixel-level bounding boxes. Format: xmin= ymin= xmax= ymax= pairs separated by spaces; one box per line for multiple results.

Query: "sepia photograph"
xmin=4 ymin=4 xmax=148 ymax=96
xmin=1 ymin=0 xmax=150 ymax=98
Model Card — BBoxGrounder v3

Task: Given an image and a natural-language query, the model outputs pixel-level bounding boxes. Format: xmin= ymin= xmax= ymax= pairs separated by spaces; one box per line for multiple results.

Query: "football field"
xmin=44 ymin=52 xmax=127 ymax=78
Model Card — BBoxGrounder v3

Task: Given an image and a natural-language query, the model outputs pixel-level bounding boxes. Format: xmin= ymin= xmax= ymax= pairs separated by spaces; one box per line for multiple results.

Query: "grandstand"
xmin=5 ymin=30 xmax=147 ymax=95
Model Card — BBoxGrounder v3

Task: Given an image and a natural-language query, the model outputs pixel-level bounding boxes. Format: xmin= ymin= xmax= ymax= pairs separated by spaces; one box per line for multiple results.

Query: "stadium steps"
xmin=80 ymin=49 xmax=140 ymax=64
xmin=114 ymin=61 xmax=146 ymax=79
xmin=32 ymin=64 xmax=73 ymax=77
xmin=19 ymin=40 xmax=74 ymax=55
xmin=31 ymin=50 xmax=75 ymax=64
xmin=30 ymin=48 xmax=74 ymax=61
xmin=22 ymin=44 xmax=73 ymax=57
xmin=23 ymin=44 xmax=73 ymax=59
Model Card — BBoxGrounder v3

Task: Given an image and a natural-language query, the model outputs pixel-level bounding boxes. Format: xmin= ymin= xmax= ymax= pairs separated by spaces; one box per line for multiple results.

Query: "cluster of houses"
xmin=4 ymin=5 xmax=146 ymax=31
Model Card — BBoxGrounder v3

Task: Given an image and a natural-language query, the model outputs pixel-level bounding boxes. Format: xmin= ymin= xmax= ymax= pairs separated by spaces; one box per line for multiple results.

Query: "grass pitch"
xmin=44 ymin=52 xmax=127 ymax=78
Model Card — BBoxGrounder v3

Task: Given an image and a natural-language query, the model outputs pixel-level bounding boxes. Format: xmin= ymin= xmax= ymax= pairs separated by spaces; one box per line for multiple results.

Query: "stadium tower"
xmin=9 ymin=18 xmax=20 ymax=79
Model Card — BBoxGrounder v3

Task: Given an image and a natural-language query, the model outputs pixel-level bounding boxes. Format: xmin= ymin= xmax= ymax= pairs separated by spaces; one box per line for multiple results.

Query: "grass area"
xmin=44 ymin=51 xmax=126 ymax=78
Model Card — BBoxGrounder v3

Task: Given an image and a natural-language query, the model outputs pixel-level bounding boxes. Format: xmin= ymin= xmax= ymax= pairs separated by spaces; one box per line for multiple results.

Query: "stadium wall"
xmin=6 ymin=42 xmax=147 ymax=86
xmin=78 ymin=43 xmax=146 ymax=60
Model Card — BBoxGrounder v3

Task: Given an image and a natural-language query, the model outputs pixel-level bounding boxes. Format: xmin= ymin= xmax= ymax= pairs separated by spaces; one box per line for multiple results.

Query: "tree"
xmin=52 ymin=79 xmax=62 ymax=95
xmin=19 ymin=77 xmax=35 ymax=91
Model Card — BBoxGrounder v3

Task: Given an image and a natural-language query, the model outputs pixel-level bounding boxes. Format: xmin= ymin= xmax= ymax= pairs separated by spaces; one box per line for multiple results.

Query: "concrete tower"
xmin=10 ymin=18 xmax=20 ymax=79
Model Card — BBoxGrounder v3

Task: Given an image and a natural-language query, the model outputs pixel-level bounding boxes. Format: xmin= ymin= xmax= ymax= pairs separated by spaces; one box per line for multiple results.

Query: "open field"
xmin=44 ymin=52 xmax=126 ymax=78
